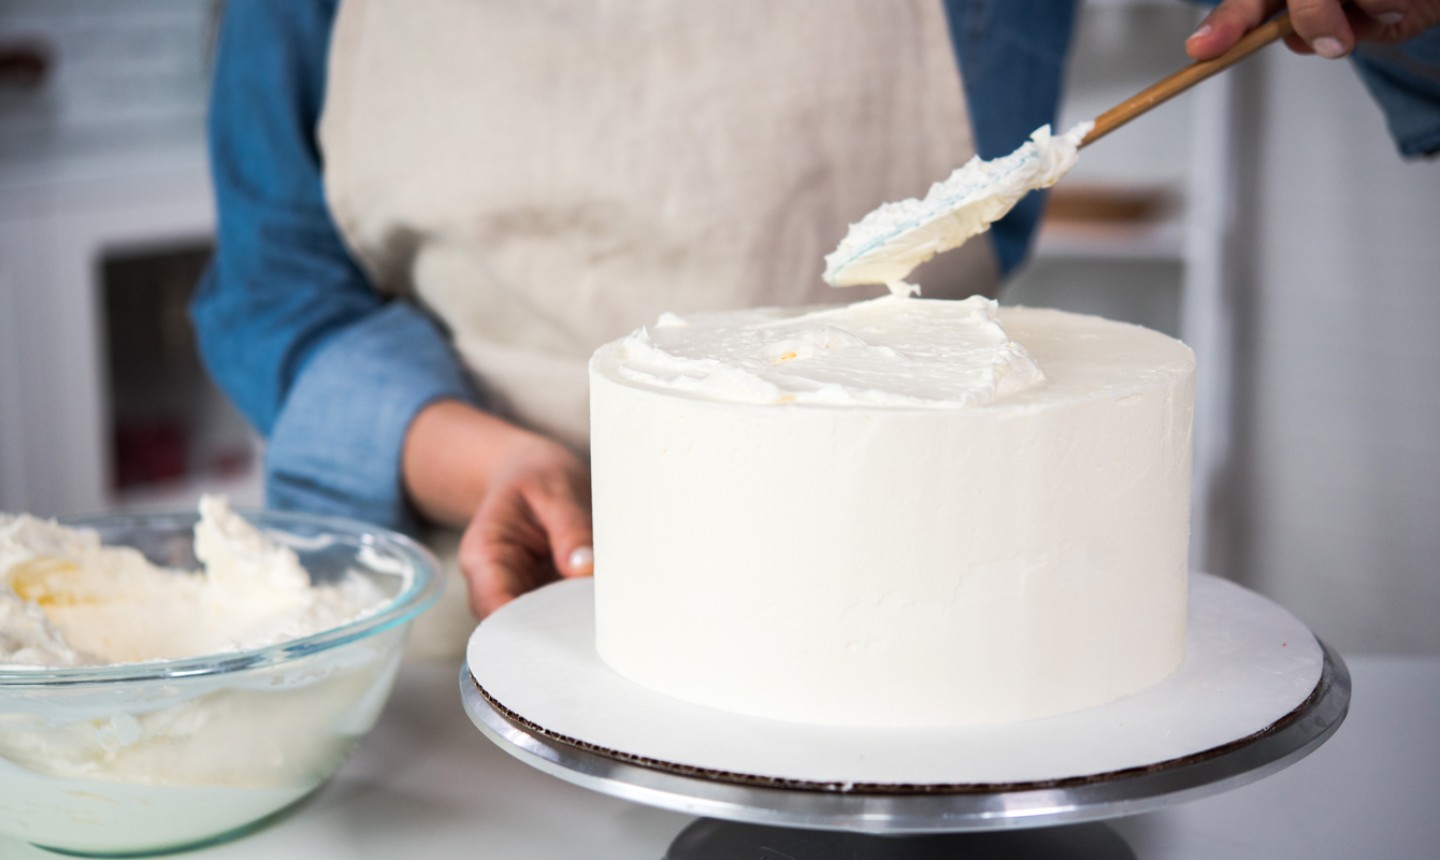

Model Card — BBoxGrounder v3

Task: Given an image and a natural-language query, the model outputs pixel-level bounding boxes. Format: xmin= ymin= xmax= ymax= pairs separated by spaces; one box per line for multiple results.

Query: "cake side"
xmin=589 ymin=299 xmax=1194 ymax=728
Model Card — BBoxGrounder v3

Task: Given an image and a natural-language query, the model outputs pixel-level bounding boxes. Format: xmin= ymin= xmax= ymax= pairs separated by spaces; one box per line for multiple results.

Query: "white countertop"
xmin=4 ymin=654 xmax=1436 ymax=859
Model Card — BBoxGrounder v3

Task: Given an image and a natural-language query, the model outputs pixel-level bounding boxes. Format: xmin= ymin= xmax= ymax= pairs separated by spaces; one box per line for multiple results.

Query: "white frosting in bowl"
xmin=0 ymin=502 xmax=436 ymax=855
xmin=0 ymin=496 xmax=386 ymax=668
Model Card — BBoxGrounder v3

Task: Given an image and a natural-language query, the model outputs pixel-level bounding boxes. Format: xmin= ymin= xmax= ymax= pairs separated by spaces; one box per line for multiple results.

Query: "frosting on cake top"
xmin=614 ymin=294 xmax=1043 ymax=408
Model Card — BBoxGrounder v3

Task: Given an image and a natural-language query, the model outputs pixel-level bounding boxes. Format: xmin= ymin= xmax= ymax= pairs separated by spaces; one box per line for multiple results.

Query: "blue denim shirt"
xmin=192 ymin=0 xmax=1440 ymax=535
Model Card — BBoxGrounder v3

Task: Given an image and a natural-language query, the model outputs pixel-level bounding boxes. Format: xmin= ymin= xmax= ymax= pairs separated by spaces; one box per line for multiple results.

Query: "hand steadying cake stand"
xmin=461 ymin=574 xmax=1350 ymax=859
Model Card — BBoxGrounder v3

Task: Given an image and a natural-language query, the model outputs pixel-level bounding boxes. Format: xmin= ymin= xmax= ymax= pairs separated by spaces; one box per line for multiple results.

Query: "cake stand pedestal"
xmin=460 ymin=575 xmax=1350 ymax=859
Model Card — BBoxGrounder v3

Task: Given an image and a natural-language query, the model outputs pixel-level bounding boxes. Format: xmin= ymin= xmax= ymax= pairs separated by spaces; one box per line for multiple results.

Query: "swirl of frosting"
xmin=615 ymin=295 xmax=1044 ymax=409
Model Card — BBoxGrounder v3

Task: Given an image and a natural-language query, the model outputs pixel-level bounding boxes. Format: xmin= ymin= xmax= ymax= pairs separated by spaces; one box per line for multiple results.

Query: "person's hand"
xmin=456 ymin=434 xmax=593 ymax=618
xmin=402 ymin=400 xmax=594 ymax=618
xmin=1187 ymin=0 xmax=1440 ymax=60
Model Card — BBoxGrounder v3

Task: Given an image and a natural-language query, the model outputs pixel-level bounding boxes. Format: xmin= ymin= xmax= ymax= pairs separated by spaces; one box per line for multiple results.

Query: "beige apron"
xmin=320 ymin=0 xmax=995 ymax=654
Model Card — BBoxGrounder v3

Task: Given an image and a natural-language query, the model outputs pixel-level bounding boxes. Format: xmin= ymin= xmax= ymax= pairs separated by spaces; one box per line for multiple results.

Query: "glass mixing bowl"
xmin=0 ymin=509 xmax=443 ymax=856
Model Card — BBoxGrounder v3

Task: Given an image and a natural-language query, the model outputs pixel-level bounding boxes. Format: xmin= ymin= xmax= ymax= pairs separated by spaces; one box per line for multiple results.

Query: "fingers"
xmin=1351 ymin=0 xmax=1440 ymax=43
xmin=1187 ymin=0 xmax=1366 ymax=60
xmin=527 ymin=471 xmax=595 ymax=580
xmin=1353 ymin=0 xmax=1409 ymax=26
xmin=1289 ymin=0 xmax=1358 ymax=57
xmin=1187 ymin=0 xmax=1282 ymax=60
xmin=456 ymin=460 xmax=595 ymax=619
xmin=458 ymin=489 xmax=554 ymax=618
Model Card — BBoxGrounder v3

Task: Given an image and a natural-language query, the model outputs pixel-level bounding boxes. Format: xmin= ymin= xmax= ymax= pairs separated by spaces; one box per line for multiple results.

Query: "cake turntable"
xmin=460 ymin=574 xmax=1349 ymax=859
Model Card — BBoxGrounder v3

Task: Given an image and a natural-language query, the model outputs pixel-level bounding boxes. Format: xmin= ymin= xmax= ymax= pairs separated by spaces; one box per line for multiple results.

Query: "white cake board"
xmin=466 ymin=574 xmax=1328 ymax=789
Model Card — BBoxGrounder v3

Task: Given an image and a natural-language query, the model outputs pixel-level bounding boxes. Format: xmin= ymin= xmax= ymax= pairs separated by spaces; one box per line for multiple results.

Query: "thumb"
xmin=1186 ymin=0 xmax=1285 ymax=60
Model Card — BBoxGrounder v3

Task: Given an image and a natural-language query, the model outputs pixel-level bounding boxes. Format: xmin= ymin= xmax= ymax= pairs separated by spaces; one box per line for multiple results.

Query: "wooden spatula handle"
xmin=1082 ymin=13 xmax=1295 ymax=148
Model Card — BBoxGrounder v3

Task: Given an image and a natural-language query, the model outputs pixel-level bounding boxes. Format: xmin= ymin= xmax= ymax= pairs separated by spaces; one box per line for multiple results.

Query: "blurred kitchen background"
xmin=1 ymin=0 xmax=1437 ymax=658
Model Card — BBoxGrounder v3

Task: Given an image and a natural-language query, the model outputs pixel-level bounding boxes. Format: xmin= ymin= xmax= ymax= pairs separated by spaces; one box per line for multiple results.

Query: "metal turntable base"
xmin=460 ymin=575 xmax=1350 ymax=859
xmin=664 ymin=818 xmax=1136 ymax=859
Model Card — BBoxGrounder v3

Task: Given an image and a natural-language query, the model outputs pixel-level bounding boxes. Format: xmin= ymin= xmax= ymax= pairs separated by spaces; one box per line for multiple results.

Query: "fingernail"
xmin=568 ymin=546 xmax=594 ymax=573
xmin=1312 ymin=37 xmax=1348 ymax=59
xmin=1187 ymin=23 xmax=1212 ymax=41
xmin=1376 ymin=12 xmax=1404 ymax=25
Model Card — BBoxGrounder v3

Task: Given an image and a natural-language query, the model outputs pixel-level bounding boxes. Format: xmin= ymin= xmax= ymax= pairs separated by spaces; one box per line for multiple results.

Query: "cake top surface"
xmin=594 ymin=295 xmax=1192 ymax=410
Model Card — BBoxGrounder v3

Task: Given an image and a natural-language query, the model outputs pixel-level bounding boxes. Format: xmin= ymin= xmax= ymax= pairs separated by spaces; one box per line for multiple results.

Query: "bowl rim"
xmin=0 ymin=507 xmax=445 ymax=687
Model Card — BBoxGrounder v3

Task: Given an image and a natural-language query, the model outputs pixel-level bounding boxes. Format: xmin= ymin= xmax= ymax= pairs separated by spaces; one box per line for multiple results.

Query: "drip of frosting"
xmin=824 ymin=122 xmax=1091 ymax=290
xmin=615 ymin=294 xmax=1044 ymax=408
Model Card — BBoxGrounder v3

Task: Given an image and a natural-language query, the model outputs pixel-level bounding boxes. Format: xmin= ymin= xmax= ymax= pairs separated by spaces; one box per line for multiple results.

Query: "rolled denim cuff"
xmin=265 ymin=302 xmax=477 ymax=535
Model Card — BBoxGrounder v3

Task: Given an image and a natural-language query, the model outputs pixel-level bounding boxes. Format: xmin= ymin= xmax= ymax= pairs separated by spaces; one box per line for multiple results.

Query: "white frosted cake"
xmin=589 ymin=295 xmax=1194 ymax=728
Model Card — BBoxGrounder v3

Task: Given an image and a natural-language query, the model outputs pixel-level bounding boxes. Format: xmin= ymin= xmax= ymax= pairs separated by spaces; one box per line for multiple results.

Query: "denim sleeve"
xmin=943 ymin=0 xmax=1080 ymax=275
xmin=266 ymin=304 xmax=475 ymax=533
xmin=192 ymin=0 xmax=477 ymax=534
xmin=1351 ymin=29 xmax=1440 ymax=158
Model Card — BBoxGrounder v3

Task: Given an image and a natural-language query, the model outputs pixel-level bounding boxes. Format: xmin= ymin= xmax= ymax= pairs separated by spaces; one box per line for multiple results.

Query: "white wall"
xmin=0 ymin=0 xmax=252 ymax=516
xmin=1220 ymin=49 xmax=1440 ymax=657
